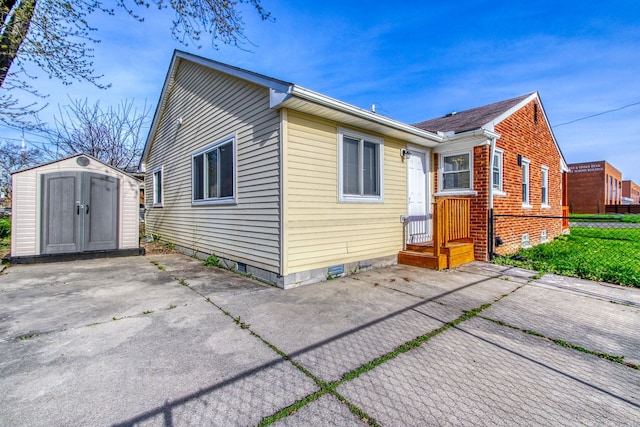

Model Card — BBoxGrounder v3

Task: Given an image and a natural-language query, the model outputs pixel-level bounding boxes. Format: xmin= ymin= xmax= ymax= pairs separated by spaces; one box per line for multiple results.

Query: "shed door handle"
xmin=85 ymin=204 xmax=90 ymax=214
xmin=77 ymin=205 xmax=80 ymax=215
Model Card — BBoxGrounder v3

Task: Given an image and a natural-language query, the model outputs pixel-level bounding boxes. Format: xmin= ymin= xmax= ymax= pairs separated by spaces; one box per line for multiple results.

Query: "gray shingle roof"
xmin=412 ymin=93 xmax=534 ymax=134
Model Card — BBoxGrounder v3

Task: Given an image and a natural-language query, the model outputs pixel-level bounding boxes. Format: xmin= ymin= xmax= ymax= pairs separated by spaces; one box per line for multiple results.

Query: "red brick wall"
xmin=432 ymin=99 xmax=565 ymax=261
xmin=484 ymin=99 xmax=564 ymax=258
xmin=568 ymin=161 xmax=622 ymax=213
xmin=622 ymin=180 xmax=640 ymax=203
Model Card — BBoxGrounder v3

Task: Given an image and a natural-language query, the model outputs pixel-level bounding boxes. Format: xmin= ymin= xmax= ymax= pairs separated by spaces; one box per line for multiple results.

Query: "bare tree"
xmin=48 ymin=98 xmax=150 ymax=171
xmin=0 ymin=140 xmax=43 ymax=201
xmin=0 ymin=0 xmax=272 ymax=123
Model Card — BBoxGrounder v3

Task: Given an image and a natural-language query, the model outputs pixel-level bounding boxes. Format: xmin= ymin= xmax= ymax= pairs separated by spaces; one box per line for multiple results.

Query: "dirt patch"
xmin=141 ymin=240 xmax=179 ymax=255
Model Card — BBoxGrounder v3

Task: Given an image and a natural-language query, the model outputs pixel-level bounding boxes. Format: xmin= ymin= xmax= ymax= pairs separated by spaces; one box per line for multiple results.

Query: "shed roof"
xmin=11 ymin=153 xmax=140 ymax=181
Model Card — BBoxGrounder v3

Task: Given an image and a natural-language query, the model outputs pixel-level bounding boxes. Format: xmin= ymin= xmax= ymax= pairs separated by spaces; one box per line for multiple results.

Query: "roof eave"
xmin=272 ymin=86 xmax=443 ymax=147
xmin=140 ymin=50 xmax=295 ymax=169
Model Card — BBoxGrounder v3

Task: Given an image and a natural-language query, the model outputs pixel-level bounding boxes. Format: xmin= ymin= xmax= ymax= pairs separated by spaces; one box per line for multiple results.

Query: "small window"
xmin=338 ymin=129 xmax=383 ymax=202
xmin=521 ymin=233 xmax=531 ymax=248
xmin=192 ymin=135 xmax=236 ymax=205
xmin=152 ymin=167 xmax=163 ymax=207
xmin=441 ymin=151 xmax=472 ymax=191
xmin=492 ymin=149 xmax=504 ymax=192
xmin=541 ymin=166 xmax=549 ymax=206
xmin=521 ymin=158 xmax=531 ymax=207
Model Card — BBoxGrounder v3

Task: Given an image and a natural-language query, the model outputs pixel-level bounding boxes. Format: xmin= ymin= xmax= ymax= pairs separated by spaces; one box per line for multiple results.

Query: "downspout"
xmin=488 ymin=135 xmax=497 ymax=259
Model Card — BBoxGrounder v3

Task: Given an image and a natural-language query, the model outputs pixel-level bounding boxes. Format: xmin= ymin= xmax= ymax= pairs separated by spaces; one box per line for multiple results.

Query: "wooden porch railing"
xmin=432 ymin=197 xmax=471 ymax=258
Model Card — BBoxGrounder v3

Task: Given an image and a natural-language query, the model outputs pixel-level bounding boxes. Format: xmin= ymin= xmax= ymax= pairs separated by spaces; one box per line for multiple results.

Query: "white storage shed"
xmin=10 ymin=154 xmax=141 ymax=261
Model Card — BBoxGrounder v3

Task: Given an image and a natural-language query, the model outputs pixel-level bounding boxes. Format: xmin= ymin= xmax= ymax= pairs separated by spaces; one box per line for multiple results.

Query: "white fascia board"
xmin=274 ymin=85 xmax=442 ymax=145
xmin=141 ymin=50 xmax=294 ymax=167
xmin=141 ymin=52 xmax=181 ymax=166
xmin=491 ymin=91 xmax=569 ymax=173
xmin=490 ymin=92 xmax=538 ymax=127
xmin=176 ymin=50 xmax=292 ymax=93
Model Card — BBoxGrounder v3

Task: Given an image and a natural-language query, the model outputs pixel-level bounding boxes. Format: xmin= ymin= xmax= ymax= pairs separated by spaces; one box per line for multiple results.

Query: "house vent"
xmin=521 ymin=234 xmax=531 ymax=249
xmin=541 ymin=230 xmax=548 ymax=243
xmin=237 ymin=262 xmax=247 ymax=274
xmin=327 ymin=264 xmax=344 ymax=276
xmin=76 ymin=156 xmax=90 ymax=167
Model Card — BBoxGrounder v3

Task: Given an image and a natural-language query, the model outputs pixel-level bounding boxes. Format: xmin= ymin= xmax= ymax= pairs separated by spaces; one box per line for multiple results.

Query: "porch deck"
xmin=398 ymin=240 xmax=474 ymax=270
xmin=398 ymin=197 xmax=475 ymax=270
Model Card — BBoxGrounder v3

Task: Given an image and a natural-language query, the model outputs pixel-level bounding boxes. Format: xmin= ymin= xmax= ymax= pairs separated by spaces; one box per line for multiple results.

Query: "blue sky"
xmin=2 ymin=0 xmax=640 ymax=182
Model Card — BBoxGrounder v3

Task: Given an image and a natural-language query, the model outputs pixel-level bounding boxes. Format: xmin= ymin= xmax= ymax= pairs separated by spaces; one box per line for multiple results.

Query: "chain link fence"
xmin=489 ymin=213 xmax=640 ymax=287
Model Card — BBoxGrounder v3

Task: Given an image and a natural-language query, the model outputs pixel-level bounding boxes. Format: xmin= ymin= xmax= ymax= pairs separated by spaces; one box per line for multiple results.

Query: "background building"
xmin=567 ymin=161 xmax=622 ymax=214
xmin=622 ymin=180 xmax=640 ymax=204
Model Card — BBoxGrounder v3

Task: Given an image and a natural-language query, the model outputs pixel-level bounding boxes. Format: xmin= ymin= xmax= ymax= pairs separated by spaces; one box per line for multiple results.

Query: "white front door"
xmin=407 ymin=149 xmax=431 ymax=243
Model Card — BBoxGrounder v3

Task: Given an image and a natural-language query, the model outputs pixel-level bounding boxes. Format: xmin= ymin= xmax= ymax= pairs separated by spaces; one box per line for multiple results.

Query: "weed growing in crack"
xmin=257 ymin=391 xmax=327 ymax=426
xmin=142 ymin=310 xmax=154 ymax=315
xmin=484 ymin=316 xmax=639 ymax=370
xmin=234 ymin=316 xmax=250 ymax=329
xmin=19 ymin=333 xmax=38 ymax=340
xmin=168 ymin=305 xmax=177 ymax=310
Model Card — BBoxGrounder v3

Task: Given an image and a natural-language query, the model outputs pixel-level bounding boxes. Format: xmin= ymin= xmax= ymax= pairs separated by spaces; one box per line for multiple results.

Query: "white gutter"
xmin=440 ymin=128 xmax=500 ymax=143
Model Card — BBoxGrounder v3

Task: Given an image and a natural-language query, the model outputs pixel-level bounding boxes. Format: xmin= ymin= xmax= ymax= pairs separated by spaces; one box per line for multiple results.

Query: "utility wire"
xmin=553 ymin=100 xmax=640 ymax=128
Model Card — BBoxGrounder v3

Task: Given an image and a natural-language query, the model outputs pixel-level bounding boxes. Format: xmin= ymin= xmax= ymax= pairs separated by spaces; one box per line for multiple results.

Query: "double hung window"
xmin=441 ymin=152 xmax=471 ymax=191
xmin=492 ymin=149 xmax=503 ymax=193
xmin=522 ymin=158 xmax=531 ymax=207
xmin=192 ymin=136 xmax=236 ymax=204
xmin=152 ymin=167 xmax=163 ymax=207
xmin=339 ymin=130 xmax=383 ymax=202
xmin=541 ymin=166 xmax=549 ymax=206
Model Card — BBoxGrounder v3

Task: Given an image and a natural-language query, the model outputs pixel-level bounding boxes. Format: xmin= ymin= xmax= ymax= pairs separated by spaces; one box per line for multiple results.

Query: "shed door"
xmin=407 ymin=150 xmax=431 ymax=243
xmin=41 ymin=172 xmax=119 ymax=254
xmin=41 ymin=172 xmax=82 ymax=254
xmin=83 ymin=173 xmax=119 ymax=251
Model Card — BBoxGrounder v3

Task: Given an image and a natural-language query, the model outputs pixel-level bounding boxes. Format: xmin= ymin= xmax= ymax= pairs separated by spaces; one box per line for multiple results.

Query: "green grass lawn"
xmin=493 ymin=226 xmax=640 ymax=287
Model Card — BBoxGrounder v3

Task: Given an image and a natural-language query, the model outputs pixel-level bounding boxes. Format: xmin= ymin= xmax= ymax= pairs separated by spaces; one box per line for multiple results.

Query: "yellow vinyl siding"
xmin=284 ymin=111 xmax=406 ymax=274
xmin=144 ymin=60 xmax=281 ymax=272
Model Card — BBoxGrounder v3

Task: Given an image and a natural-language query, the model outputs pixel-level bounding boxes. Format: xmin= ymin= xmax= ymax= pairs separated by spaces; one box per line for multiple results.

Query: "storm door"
xmin=407 ymin=149 xmax=431 ymax=243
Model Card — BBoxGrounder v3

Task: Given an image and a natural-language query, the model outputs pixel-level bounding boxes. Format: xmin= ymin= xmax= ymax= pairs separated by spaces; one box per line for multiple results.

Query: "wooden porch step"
xmin=399 ymin=241 xmax=475 ymax=270
xmin=398 ymin=250 xmax=447 ymax=270
xmin=444 ymin=242 xmax=475 ymax=268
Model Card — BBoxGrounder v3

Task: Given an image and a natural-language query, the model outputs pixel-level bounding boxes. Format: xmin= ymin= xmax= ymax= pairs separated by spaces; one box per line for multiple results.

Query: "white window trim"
xmin=521 ymin=157 xmax=532 ymax=208
xmin=541 ymin=165 xmax=550 ymax=208
xmin=337 ymin=128 xmax=384 ymax=203
xmin=152 ymin=166 xmax=163 ymax=207
xmin=492 ymin=148 xmax=506 ymax=196
xmin=438 ymin=149 xmax=474 ymax=194
xmin=191 ymin=134 xmax=237 ymax=206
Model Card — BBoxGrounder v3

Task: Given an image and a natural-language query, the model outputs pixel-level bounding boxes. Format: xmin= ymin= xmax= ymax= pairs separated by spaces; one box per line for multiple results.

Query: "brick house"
xmin=567 ymin=161 xmax=622 ymax=213
xmin=413 ymin=92 xmax=569 ymax=259
xmin=142 ymin=52 xmax=571 ymax=285
xmin=621 ymin=180 xmax=640 ymax=204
